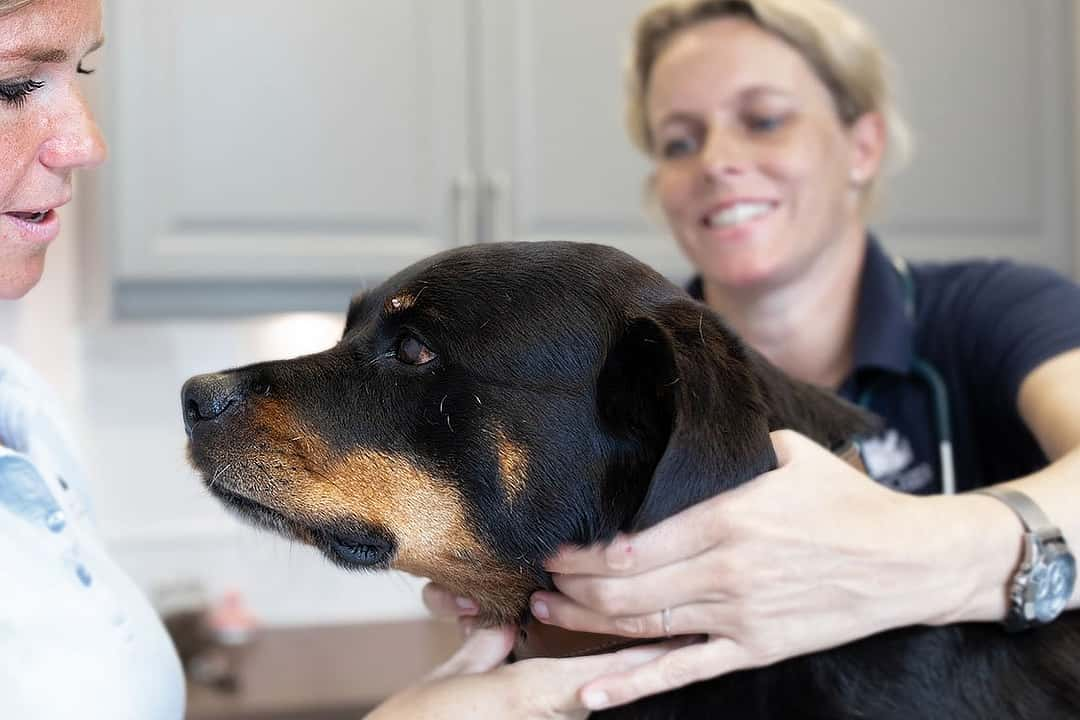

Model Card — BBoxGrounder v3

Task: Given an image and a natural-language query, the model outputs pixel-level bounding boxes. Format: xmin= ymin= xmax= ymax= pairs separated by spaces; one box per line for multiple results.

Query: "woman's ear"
xmin=848 ymin=110 xmax=887 ymax=187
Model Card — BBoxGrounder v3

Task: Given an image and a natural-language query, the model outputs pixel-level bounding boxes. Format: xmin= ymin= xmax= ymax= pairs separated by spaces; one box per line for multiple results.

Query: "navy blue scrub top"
xmin=688 ymin=236 xmax=1080 ymax=494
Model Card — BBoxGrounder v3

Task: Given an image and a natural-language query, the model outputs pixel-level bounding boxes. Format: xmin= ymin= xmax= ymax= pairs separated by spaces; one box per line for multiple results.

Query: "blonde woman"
xmin=430 ymin=0 xmax=1080 ymax=712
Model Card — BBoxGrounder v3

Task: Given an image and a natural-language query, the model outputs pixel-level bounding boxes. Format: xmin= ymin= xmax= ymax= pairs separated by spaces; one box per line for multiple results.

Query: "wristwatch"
xmin=973 ymin=487 xmax=1076 ymax=632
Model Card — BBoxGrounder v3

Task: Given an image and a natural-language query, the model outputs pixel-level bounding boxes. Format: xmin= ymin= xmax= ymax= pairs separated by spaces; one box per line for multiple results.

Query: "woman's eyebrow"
xmin=655 ymin=111 xmax=699 ymax=130
xmin=0 ymin=36 xmax=104 ymax=63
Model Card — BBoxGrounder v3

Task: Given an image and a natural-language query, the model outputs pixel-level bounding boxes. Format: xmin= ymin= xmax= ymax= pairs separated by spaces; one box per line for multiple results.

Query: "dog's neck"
xmin=512 ymin=445 xmax=869 ymax=661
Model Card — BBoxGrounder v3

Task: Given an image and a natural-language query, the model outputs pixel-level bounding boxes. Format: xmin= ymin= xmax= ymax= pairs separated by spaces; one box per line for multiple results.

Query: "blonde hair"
xmin=0 ymin=0 xmax=36 ymax=16
xmin=626 ymin=0 xmax=912 ymax=211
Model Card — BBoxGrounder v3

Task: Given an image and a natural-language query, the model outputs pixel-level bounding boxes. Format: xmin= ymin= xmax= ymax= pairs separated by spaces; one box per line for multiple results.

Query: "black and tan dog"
xmin=183 ymin=242 xmax=1080 ymax=719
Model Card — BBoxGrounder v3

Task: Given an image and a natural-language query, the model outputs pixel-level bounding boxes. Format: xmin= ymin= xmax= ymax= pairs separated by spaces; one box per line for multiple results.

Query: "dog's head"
xmin=183 ymin=242 xmax=876 ymax=623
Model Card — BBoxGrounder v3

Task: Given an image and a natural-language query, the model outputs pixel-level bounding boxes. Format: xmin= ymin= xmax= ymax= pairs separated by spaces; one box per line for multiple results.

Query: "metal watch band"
xmin=972 ymin=486 xmax=1074 ymax=631
xmin=973 ymin=487 xmax=1056 ymax=535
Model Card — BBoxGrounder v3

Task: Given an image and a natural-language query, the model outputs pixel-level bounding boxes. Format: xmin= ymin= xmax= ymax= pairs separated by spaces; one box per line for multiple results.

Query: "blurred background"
xmin=1 ymin=0 xmax=1076 ymax=717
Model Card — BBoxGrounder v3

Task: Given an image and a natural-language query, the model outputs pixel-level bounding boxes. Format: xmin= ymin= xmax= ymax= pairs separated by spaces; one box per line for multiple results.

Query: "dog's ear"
xmin=598 ymin=297 xmax=776 ymax=532
xmin=599 ymin=296 xmax=878 ymax=533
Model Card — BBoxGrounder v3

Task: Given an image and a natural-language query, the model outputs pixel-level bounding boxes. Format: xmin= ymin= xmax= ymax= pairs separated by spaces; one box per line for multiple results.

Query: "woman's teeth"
xmin=706 ymin=202 xmax=771 ymax=229
xmin=9 ymin=210 xmax=48 ymax=223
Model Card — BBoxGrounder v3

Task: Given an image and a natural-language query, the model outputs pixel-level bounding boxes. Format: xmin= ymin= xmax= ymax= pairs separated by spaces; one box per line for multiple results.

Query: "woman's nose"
xmin=699 ymin=127 xmax=747 ymax=179
xmin=38 ymin=87 xmax=108 ymax=172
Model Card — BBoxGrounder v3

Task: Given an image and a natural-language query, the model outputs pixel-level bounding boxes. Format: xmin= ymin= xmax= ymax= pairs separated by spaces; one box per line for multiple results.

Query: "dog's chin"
xmin=208 ymin=486 xmax=395 ymax=570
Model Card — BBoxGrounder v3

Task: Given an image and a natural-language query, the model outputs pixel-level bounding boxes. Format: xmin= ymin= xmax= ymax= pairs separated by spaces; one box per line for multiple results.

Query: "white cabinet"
xmin=477 ymin=0 xmax=683 ymax=276
xmin=849 ymin=0 xmax=1074 ymax=270
xmin=105 ymin=0 xmax=473 ymax=315
xmin=101 ymin=0 xmax=1075 ymax=316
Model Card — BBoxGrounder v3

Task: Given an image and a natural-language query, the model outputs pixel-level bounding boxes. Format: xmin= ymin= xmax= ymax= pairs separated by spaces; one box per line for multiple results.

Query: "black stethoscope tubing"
xmin=856 ymin=256 xmax=956 ymax=494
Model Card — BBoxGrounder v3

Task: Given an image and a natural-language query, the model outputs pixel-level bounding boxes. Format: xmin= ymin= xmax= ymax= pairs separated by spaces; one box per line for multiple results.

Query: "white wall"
xmin=1075 ymin=2 xmax=1080 ymax=282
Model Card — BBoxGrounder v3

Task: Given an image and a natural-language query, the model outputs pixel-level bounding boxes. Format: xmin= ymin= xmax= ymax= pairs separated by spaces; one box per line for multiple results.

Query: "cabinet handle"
xmin=484 ymin=171 xmax=514 ymax=244
xmin=451 ymin=172 xmax=478 ymax=246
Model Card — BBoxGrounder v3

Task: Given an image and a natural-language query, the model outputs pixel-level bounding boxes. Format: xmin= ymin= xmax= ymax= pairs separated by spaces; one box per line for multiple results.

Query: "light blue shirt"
xmin=0 ymin=348 xmax=185 ymax=719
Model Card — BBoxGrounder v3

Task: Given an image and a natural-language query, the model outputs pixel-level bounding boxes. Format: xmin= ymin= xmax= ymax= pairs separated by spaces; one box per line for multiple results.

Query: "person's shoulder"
xmin=0 ymin=345 xmax=83 ymax=460
xmin=0 ymin=346 xmax=47 ymax=390
xmin=909 ymin=256 xmax=1076 ymax=314
xmin=0 ymin=345 xmax=72 ymax=424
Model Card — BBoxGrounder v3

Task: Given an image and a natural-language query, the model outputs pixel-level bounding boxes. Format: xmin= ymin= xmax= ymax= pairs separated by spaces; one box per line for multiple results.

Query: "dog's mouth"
xmin=209 ymin=486 xmax=395 ymax=570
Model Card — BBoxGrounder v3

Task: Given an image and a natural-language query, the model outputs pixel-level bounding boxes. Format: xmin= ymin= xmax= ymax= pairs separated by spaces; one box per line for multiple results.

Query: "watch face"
xmin=1032 ymin=550 xmax=1077 ymax=623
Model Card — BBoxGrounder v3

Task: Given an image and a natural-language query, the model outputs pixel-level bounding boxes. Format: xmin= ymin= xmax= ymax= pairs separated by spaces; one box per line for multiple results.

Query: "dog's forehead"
xmin=403 ymin=243 xmax=610 ymax=292
xmin=364 ymin=243 xmax=652 ymax=326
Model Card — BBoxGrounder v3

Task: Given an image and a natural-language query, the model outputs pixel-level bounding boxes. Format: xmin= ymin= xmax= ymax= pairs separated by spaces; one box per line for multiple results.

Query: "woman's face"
xmin=647 ymin=18 xmax=880 ymax=293
xmin=0 ymin=0 xmax=105 ymax=299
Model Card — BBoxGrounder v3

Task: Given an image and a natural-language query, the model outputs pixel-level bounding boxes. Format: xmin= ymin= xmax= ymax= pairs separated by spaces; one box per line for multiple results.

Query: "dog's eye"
xmin=395 ymin=334 xmax=436 ymax=365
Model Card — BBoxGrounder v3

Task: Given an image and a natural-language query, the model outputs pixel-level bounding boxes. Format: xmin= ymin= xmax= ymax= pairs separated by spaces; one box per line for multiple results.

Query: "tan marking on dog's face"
xmin=495 ymin=428 xmax=528 ymax=504
xmin=307 ymin=449 xmax=536 ymax=622
xmin=324 ymin=449 xmax=481 ymax=571
xmin=210 ymin=398 xmax=333 ymax=501
xmin=220 ymin=397 xmax=539 ymax=623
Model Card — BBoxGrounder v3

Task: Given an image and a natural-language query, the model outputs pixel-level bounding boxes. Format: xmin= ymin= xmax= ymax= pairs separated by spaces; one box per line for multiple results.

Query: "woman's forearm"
xmin=921 ymin=446 xmax=1080 ymax=627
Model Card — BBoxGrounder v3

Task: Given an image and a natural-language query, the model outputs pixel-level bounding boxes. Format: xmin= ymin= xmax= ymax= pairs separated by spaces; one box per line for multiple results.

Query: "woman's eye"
xmin=745 ymin=114 xmax=786 ymax=133
xmin=0 ymin=79 xmax=44 ymax=108
xmin=660 ymin=136 xmax=699 ymax=160
xmin=394 ymin=335 xmax=436 ymax=366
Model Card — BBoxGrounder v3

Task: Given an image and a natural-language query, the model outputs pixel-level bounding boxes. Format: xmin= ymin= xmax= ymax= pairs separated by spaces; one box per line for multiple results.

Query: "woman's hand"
xmin=366 ymin=623 xmax=677 ymax=719
xmin=421 ymin=581 xmax=480 ymax=623
xmin=530 ymin=429 xmax=997 ymax=711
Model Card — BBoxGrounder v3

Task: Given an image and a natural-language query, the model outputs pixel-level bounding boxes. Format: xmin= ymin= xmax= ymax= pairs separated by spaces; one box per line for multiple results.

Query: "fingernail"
xmin=455 ymin=597 xmax=478 ymax=613
xmin=583 ymin=689 xmax=610 ymax=710
xmin=531 ymin=598 xmax=550 ymax=620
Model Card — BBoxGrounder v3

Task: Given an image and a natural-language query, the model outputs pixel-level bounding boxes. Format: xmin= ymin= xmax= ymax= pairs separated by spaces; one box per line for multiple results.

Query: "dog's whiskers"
xmin=210 ymin=463 xmax=233 ymax=488
xmin=440 ymin=394 xmax=448 ymax=413
xmin=446 ymin=414 xmax=454 ymax=433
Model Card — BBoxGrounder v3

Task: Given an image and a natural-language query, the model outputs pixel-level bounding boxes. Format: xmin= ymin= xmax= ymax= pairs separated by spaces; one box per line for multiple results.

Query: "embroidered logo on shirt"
xmin=860 ymin=429 xmax=934 ymax=492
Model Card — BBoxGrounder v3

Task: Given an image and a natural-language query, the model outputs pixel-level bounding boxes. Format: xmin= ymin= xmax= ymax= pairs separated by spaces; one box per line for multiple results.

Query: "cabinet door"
xmin=105 ymin=0 xmax=473 ymax=315
xmin=478 ymin=0 xmax=691 ymax=278
xmin=481 ymin=0 xmax=1074 ymax=277
xmin=848 ymin=0 xmax=1074 ymax=271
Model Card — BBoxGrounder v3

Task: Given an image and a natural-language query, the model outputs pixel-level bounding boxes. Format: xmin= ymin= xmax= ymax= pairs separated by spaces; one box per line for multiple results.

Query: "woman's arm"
xmin=529 ymin=350 xmax=1080 ymax=710
xmin=996 ymin=347 xmax=1080 ymax=609
xmin=365 ymin=623 xmax=679 ymax=718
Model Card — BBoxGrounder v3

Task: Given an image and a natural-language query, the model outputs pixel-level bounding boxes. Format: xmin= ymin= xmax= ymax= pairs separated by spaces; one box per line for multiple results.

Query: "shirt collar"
xmin=851 ymin=234 xmax=914 ymax=376
xmin=684 ymin=233 xmax=915 ymax=377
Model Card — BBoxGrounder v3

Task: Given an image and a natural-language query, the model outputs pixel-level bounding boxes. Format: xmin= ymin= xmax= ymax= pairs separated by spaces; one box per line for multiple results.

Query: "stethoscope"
xmin=856 ymin=256 xmax=957 ymax=495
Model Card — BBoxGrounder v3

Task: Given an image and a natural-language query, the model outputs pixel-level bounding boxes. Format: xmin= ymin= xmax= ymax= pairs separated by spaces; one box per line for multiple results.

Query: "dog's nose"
xmin=182 ymin=373 xmax=245 ymax=434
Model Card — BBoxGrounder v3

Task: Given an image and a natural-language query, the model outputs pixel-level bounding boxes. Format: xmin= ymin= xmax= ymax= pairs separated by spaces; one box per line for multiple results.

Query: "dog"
xmin=183 ymin=241 xmax=1080 ymax=718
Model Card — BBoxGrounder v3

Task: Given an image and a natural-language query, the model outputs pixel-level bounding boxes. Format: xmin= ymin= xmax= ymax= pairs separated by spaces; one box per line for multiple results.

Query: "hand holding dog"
xmin=367 ymin=623 xmax=674 ymax=718
xmin=531 ymin=429 xmax=1007 ymax=710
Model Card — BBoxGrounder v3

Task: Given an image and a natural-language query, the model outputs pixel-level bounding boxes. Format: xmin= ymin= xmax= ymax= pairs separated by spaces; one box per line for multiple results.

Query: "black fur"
xmin=183 ymin=242 xmax=1080 ymax=719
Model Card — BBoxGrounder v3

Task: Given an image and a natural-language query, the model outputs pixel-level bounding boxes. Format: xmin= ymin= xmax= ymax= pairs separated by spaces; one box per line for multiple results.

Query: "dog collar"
xmin=513 ymin=619 xmax=651 ymax=660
